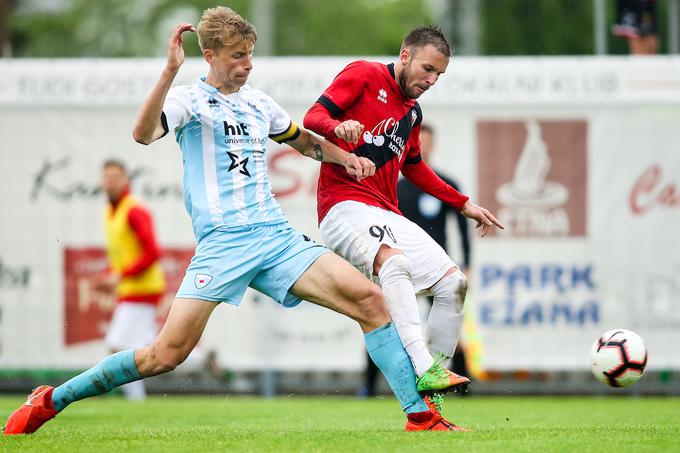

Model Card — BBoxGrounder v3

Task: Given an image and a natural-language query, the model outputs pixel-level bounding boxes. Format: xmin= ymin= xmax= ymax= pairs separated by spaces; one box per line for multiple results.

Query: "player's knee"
xmin=378 ymin=254 xmax=412 ymax=282
xmin=454 ymin=270 xmax=468 ymax=298
xmin=432 ymin=269 xmax=468 ymax=309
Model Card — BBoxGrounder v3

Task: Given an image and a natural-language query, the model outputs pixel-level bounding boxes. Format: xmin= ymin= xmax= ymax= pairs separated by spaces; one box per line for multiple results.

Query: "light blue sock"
xmin=51 ymin=350 xmax=142 ymax=412
xmin=364 ymin=322 xmax=428 ymax=414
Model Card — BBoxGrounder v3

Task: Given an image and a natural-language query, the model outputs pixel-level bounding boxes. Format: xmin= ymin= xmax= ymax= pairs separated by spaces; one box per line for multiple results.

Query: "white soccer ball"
xmin=590 ymin=329 xmax=647 ymax=388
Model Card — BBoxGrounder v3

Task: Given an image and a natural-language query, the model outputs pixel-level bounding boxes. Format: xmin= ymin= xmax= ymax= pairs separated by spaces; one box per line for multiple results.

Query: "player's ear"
xmin=399 ymin=47 xmax=411 ymax=65
xmin=203 ymin=48 xmax=214 ymax=64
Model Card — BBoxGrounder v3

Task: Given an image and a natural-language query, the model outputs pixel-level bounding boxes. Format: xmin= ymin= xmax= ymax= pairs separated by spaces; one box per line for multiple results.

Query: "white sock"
xmin=405 ymin=340 xmax=434 ymax=376
xmin=121 ymin=379 xmax=146 ymax=401
xmin=426 ymin=270 xmax=468 ymax=359
xmin=378 ymin=254 xmax=435 ymax=376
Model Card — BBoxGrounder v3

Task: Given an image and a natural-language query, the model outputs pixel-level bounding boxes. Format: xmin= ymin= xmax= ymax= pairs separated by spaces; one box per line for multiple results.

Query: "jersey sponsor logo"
xmin=208 ymin=98 xmax=220 ymax=109
xmin=362 ymin=117 xmax=407 ymax=158
xmin=377 ymin=88 xmax=388 ymax=104
xmin=223 ymin=121 xmax=250 ymax=136
xmin=194 ymin=273 xmax=213 ymax=289
xmin=411 ymin=110 xmax=418 ymax=126
xmin=353 ymin=110 xmax=417 ymax=170
xmin=227 ymin=152 xmax=251 ymax=177
xmin=362 ymin=130 xmax=385 ymax=146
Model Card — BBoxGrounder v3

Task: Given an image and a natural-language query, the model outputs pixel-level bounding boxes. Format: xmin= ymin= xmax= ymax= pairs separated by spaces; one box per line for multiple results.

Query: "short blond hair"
xmin=197 ymin=6 xmax=257 ymax=51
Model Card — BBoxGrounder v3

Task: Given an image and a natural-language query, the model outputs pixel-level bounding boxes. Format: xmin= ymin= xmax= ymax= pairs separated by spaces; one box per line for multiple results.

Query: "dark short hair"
xmin=402 ymin=26 xmax=452 ymax=57
xmin=103 ymin=159 xmax=127 ymax=174
xmin=420 ymin=123 xmax=434 ymax=135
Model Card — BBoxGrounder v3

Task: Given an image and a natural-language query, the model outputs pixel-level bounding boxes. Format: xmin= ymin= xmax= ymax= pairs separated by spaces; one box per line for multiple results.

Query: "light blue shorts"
xmin=176 ymin=222 xmax=330 ymax=307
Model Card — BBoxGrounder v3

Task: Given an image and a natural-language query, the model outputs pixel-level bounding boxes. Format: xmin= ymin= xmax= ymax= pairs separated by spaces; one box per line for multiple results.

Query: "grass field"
xmin=1 ymin=395 xmax=679 ymax=452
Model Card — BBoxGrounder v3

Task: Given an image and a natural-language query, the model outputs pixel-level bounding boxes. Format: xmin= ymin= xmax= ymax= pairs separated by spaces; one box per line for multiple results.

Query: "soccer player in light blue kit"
xmin=3 ymin=7 xmax=464 ymax=434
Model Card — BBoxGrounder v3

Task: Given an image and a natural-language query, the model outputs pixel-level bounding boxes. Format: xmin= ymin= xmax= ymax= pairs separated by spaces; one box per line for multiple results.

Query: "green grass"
xmin=1 ymin=395 xmax=679 ymax=452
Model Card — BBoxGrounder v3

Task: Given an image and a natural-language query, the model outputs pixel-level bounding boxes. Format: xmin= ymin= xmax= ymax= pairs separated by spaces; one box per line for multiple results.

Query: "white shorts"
xmin=104 ymin=302 xmax=157 ymax=351
xmin=320 ymin=200 xmax=456 ymax=293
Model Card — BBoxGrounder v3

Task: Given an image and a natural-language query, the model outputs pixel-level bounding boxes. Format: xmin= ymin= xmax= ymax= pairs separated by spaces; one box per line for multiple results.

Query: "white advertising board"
xmin=0 ymin=57 xmax=678 ymax=371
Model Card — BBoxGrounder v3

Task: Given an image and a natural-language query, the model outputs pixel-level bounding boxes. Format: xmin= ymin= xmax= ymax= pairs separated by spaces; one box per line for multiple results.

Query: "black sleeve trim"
xmin=404 ymin=154 xmax=422 ymax=165
xmin=413 ymin=102 xmax=423 ymax=128
xmin=317 ymin=95 xmax=343 ymax=118
xmin=269 ymin=121 xmax=301 ymax=144
xmin=160 ymin=112 xmax=169 ymax=138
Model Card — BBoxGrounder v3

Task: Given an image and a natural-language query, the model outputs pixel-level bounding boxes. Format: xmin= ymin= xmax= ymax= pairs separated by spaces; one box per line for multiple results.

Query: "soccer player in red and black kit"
xmin=304 ymin=26 xmax=503 ymax=413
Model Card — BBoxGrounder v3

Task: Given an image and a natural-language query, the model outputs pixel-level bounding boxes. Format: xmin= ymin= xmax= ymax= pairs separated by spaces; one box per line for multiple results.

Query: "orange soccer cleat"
xmin=3 ymin=385 xmax=58 ymax=435
xmin=405 ymin=410 xmax=468 ymax=432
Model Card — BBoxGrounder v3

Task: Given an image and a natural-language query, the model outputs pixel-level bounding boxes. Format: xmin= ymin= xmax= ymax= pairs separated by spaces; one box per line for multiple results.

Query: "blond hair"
xmin=197 ymin=6 xmax=257 ymax=51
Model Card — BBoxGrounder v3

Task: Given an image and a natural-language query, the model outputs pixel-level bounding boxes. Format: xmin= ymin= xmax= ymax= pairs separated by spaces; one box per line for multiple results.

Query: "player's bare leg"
xmin=292 ymin=253 xmax=388 ymax=333
xmin=3 ymin=298 xmax=216 ymax=435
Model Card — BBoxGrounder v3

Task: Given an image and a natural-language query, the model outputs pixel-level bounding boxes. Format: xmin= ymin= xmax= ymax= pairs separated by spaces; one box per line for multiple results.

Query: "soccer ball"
xmin=590 ymin=329 xmax=647 ymax=388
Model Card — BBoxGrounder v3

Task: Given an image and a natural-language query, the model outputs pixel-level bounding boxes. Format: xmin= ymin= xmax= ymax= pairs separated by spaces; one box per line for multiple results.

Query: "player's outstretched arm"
xmin=287 ymin=128 xmax=376 ymax=181
xmin=402 ymin=157 xmax=504 ymax=236
xmin=133 ymin=22 xmax=195 ymax=145
xmin=460 ymin=201 xmax=505 ymax=237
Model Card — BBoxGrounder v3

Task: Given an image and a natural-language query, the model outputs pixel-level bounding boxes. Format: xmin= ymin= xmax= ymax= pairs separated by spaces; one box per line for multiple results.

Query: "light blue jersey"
xmin=163 ymin=77 xmax=300 ymax=241
xmin=164 ymin=77 xmax=329 ymax=307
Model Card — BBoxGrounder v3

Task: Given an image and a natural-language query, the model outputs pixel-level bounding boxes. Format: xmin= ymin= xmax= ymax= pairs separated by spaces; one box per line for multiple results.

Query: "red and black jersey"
xmin=304 ymin=60 xmax=468 ymax=223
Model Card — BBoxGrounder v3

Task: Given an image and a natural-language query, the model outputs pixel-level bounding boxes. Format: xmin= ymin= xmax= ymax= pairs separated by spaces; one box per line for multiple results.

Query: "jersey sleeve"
xmin=316 ymin=61 xmax=369 ymax=117
xmin=404 ymin=125 xmax=423 ymax=164
xmin=401 ymin=159 xmax=470 ymax=210
xmin=265 ymin=94 xmax=301 ymax=144
xmin=161 ymin=86 xmax=192 ymax=135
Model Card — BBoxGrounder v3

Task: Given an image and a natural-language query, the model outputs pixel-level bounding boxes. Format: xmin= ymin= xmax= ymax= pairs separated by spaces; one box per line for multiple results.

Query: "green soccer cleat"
xmin=424 ymin=393 xmax=445 ymax=414
xmin=416 ymin=359 xmax=471 ymax=395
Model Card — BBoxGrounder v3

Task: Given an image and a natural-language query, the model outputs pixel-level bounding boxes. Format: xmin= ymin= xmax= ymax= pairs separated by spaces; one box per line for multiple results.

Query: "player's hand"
xmin=343 ymin=155 xmax=375 ymax=181
xmin=167 ymin=22 xmax=195 ymax=71
xmin=334 ymin=120 xmax=364 ymax=144
xmin=460 ymin=201 xmax=505 ymax=237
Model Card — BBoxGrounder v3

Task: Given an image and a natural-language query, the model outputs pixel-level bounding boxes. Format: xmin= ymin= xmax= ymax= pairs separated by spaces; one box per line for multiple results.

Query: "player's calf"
xmin=351 ymin=282 xmax=390 ymax=331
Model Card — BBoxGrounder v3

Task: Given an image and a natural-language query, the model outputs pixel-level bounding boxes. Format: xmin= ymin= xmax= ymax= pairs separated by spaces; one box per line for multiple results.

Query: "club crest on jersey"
xmin=194 ymin=273 xmax=213 ymax=289
xmin=377 ymin=88 xmax=388 ymax=104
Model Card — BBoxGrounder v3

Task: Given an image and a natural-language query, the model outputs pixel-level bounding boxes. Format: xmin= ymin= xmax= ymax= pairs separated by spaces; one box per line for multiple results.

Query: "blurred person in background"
xmin=304 ymin=25 xmax=503 ymax=414
xmin=92 ymin=159 xmax=166 ymax=401
xmin=5 ymin=7 xmax=463 ymax=435
xmin=360 ymin=123 xmax=472 ymax=397
xmin=612 ymin=0 xmax=659 ymax=54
